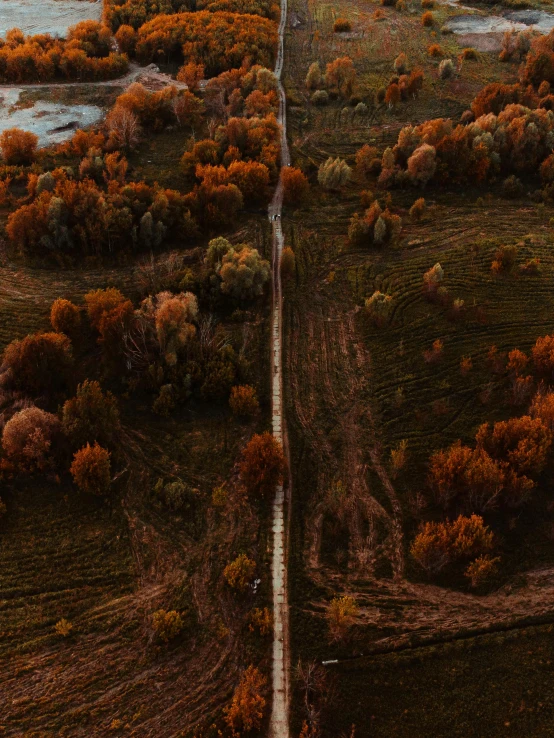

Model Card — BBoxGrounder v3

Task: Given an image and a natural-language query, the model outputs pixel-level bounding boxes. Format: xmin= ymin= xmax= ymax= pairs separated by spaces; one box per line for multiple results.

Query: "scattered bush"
xmin=70 ymin=442 xmax=111 ymax=496
xmin=325 ymin=57 xmax=356 ymax=98
xmin=282 ymin=166 xmax=309 ymax=205
xmin=365 ymin=291 xmax=393 ymax=326
xmin=422 ymin=11 xmax=434 ymax=26
xmin=428 ymin=43 xmax=443 ymax=57
xmin=224 ymin=665 xmax=267 ymax=734
xmin=438 ymin=58 xmax=454 ymax=79
xmin=318 ymin=157 xmax=351 ymax=189
xmin=306 ymin=61 xmax=322 ymax=89
xmin=62 ymin=380 xmax=120 ymax=448
xmin=327 ymin=595 xmax=359 ymax=641
xmin=532 ymin=334 xmax=554 ymax=375
xmin=394 ymin=52 xmax=408 ymax=75
xmin=333 ymin=17 xmax=351 ymax=32
xmin=224 ymin=553 xmax=256 ymax=591
xmin=152 ymin=609 xmax=184 ymax=643
xmin=55 ymin=618 xmax=74 ymax=637
xmin=410 ymin=197 xmax=426 ymax=221
xmin=2 ymin=406 xmax=61 ymax=471
xmin=230 ymin=385 xmax=259 ymax=416
xmin=311 ymin=89 xmax=329 ymax=105
xmin=239 ymin=431 xmax=286 ymax=497
xmin=465 ymin=554 xmax=500 ymax=588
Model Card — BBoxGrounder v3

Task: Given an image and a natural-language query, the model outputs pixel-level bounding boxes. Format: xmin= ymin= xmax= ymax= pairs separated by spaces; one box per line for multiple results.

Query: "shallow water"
xmin=0 ymin=89 xmax=102 ymax=147
xmin=0 ymin=0 xmax=102 ymax=38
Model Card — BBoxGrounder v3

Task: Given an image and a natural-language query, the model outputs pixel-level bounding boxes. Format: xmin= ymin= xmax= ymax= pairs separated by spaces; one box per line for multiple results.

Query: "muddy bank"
xmin=0 ymin=0 xmax=102 ymax=38
xmin=445 ymin=8 xmax=554 ymax=34
xmin=0 ymin=89 xmax=102 ymax=147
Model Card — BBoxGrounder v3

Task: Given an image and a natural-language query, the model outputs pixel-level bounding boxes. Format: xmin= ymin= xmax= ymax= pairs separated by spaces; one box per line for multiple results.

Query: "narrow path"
xmin=268 ymin=0 xmax=290 ymax=733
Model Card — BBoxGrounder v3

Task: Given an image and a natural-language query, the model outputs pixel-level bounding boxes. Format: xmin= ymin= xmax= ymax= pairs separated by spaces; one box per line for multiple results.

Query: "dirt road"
xmin=268 ymin=0 xmax=291 ymax=733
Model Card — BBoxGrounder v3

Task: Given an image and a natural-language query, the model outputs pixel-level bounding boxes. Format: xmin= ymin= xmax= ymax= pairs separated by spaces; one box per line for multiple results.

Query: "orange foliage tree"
xmin=410 ymin=514 xmax=494 ymax=574
xmin=70 ymin=442 xmax=111 ymax=496
xmin=239 ymin=431 xmax=286 ymax=497
xmin=1 ymin=332 xmax=73 ymax=397
xmin=282 ymin=166 xmax=309 ymax=206
xmin=2 ymin=406 xmax=61 ymax=471
xmin=0 ymin=128 xmax=38 ymax=165
xmin=229 ymin=385 xmax=259 ymax=416
xmin=136 ymin=12 xmax=278 ymax=76
xmin=325 ymin=57 xmax=356 ymax=98
xmin=224 ymin=665 xmax=267 ymax=735
xmin=50 ymin=298 xmax=81 ymax=336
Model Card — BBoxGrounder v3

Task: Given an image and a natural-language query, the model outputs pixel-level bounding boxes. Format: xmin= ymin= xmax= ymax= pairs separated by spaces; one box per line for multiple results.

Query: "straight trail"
xmin=268 ymin=0 xmax=291 ymax=732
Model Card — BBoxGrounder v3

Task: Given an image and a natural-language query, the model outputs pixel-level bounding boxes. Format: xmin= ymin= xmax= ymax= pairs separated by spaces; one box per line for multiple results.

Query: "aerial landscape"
xmin=4 ymin=0 xmax=554 ymax=735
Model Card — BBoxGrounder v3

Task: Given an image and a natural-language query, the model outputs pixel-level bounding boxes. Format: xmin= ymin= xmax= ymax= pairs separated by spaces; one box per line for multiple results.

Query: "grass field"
xmin=282 ymin=0 xmax=554 ymax=731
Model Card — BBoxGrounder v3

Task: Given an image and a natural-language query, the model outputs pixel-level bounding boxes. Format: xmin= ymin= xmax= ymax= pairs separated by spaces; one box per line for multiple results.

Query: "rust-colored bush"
xmin=2 ymin=332 xmax=73 ymax=397
xmin=333 ymin=17 xmax=351 ymax=32
xmin=281 ymin=166 xmax=309 ymax=205
xmin=421 ymin=11 xmax=434 ymax=26
xmin=229 ymin=385 xmax=259 ymax=417
xmin=224 ymin=553 xmax=256 ymax=591
xmin=0 ymin=128 xmax=38 ymax=165
xmin=62 ymin=380 xmax=120 ymax=448
xmin=2 ymin=406 xmax=61 ymax=471
xmin=224 ymin=665 xmax=267 ymax=734
xmin=50 ymin=298 xmax=81 ymax=336
xmin=411 ymin=514 xmax=494 ymax=574
xmin=70 ymin=442 xmax=111 ymax=496
xmin=239 ymin=431 xmax=286 ymax=497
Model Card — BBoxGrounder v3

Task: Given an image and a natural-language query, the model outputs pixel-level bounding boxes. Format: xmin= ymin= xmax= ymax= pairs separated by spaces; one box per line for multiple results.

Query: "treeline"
xmin=0 ymin=22 xmax=128 ymax=84
xmin=104 ymin=0 xmax=278 ymax=30
xmin=134 ymin=11 xmax=277 ymax=75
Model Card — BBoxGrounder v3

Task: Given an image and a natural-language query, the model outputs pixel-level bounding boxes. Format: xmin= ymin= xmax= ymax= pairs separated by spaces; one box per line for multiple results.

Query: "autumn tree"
xmin=327 ymin=595 xmax=359 ymax=641
xmin=411 ymin=514 xmax=494 ymax=574
xmin=239 ymin=431 xmax=287 ymax=497
xmin=529 ymin=390 xmax=554 ymax=431
xmin=365 ymin=291 xmax=393 ymax=326
xmin=318 ymin=157 xmax=351 ymax=190
xmin=282 ymin=166 xmax=309 ymax=206
xmin=105 ymin=105 xmax=142 ymax=150
xmin=0 ymin=128 xmax=38 ymax=165
xmin=2 ymin=406 xmax=61 ymax=471
xmin=62 ymin=380 xmax=120 ymax=448
xmin=50 ymin=298 xmax=81 ymax=336
xmin=224 ymin=553 xmax=256 ymax=591
xmin=152 ymin=609 xmax=184 ymax=643
xmin=229 ymin=385 xmax=259 ymax=417
xmin=532 ymin=334 xmax=554 ymax=375
xmin=224 ymin=665 xmax=267 ymax=735
xmin=476 ymin=415 xmax=552 ymax=478
xmin=218 ymin=244 xmax=271 ymax=301
xmin=407 ymin=143 xmax=436 ymax=185
xmin=306 ymin=61 xmax=322 ymax=89
xmin=325 ymin=57 xmax=356 ymax=98
xmin=410 ymin=197 xmax=426 ymax=221
xmin=114 ymin=24 xmax=136 ymax=54
xmin=70 ymin=442 xmax=111 ymax=496
xmin=176 ymin=61 xmax=205 ymax=90
xmin=1 ymin=332 xmax=73 ymax=397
